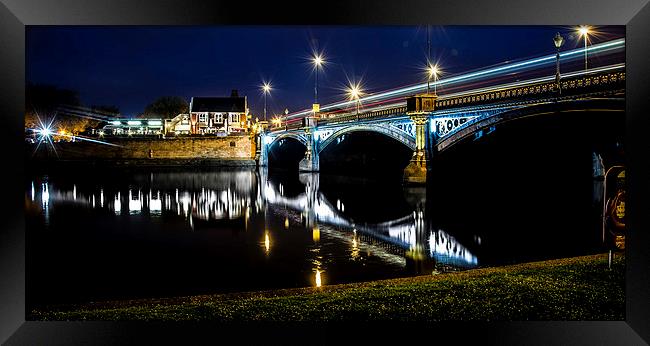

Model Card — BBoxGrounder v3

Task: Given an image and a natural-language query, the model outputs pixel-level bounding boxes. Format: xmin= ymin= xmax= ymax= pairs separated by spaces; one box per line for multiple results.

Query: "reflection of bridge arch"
xmin=259 ymin=173 xmax=478 ymax=267
xmin=436 ymin=97 xmax=624 ymax=152
xmin=318 ymin=123 xmax=416 ymax=153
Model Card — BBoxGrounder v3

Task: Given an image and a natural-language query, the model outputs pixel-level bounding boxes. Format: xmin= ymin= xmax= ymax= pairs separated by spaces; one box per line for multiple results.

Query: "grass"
xmin=29 ymin=253 xmax=625 ymax=321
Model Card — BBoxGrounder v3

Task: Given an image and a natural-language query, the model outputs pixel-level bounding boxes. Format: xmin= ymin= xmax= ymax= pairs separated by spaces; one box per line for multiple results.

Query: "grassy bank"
xmin=29 ymin=253 xmax=625 ymax=321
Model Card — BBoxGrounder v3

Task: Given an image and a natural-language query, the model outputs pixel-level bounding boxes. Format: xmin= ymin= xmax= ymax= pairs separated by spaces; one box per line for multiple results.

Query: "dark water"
xmin=25 ymin=166 xmax=605 ymax=310
xmin=26 ymin=110 xmax=622 ymax=310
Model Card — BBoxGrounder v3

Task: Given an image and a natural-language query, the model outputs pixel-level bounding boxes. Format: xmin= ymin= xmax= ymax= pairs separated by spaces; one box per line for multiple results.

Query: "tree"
xmin=143 ymin=96 xmax=189 ymax=119
xmin=25 ymin=83 xmax=81 ymax=129
xmin=25 ymin=83 xmax=104 ymax=137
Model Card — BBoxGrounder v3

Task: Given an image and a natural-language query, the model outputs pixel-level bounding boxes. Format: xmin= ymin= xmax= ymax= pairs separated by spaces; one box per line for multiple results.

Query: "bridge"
xmin=256 ymin=39 xmax=625 ymax=184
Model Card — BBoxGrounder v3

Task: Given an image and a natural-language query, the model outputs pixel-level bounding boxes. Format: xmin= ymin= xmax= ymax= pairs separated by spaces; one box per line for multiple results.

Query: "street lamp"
xmin=347 ymin=83 xmax=362 ymax=121
xmin=553 ymin=32 xmax=565 ymax=94
xmin=261 ymin=82 xmax=271 ymax=121
xmin=428 ymin=64 xmax=440 ymax=96
xmin=272 ymin=116 xmax=281 ymax=128
xmin=284 ymin=108 xmax=289 ymax=131
xmin=312 ymin=53 xmax=324 ymax=105
xmin=577 ymin=25 xmax=591 ymax=73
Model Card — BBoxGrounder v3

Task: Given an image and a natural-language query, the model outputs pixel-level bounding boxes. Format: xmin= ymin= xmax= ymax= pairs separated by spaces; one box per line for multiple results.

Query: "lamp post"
xmin=262 ymin=82 xmax=271 ymax=121
xmin=347 ymin=83 xmax=362 ymax=121
xmin=428 ymin=64 xmax=440 ymax=96
xmin=284 ymin=108 xmax=289 ymax=131
xmin=553 ymin=32 xmax=565 ymax=94
xmin=312 ymin=53 xmax=324 ymax=105
xmin=577 ymin=26 xmax=591 ymax=73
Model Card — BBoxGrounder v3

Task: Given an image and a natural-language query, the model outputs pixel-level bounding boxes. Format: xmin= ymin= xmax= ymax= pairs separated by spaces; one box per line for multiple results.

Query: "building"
xmin=164 ymin=114 xmax=191 ymax=135
xmin=188 ymin=90 xmax=249 ymax=135
xmin=99 ymin=118 xmax=164 ymax=137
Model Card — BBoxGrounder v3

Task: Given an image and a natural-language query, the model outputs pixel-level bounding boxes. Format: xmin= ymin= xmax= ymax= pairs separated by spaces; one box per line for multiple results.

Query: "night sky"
xmin=26 ymin=26 xmax=624 ymax=117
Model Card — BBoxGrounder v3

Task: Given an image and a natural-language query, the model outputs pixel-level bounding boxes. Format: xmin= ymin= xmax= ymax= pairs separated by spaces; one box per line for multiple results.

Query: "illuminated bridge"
xmin=257 ymin=38 xmax=625 ymax=184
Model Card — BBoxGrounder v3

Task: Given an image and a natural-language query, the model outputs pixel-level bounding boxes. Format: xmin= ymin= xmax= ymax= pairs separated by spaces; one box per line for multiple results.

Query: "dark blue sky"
xmin=26 ymin=26 xmax=624 ymax=117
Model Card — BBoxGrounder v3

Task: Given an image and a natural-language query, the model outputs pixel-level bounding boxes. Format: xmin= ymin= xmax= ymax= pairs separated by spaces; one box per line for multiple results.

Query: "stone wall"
xmin=29 ymin=135 xmax=253 ymax=161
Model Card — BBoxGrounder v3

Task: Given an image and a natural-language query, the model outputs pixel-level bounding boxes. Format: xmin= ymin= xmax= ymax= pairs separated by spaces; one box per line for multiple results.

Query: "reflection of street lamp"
xmin=261 ymin=82 xmax=271 ymax=121
xmin=553 ymin=32 xmax=565 ymax=93
xmin=347 ymin=83 xmax=362 ymax=121
xmin=577 ymin=25 xmax=591 ymax=72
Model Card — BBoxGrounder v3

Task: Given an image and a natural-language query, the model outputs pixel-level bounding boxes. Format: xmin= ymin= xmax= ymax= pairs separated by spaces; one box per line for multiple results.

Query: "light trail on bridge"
xmin=282 ymin=38 xmax=624 ymax=121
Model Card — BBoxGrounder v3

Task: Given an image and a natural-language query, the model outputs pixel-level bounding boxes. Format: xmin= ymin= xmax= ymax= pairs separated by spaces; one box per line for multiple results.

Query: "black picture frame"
xmin=1 ymin=0 xmax=649 ymax=344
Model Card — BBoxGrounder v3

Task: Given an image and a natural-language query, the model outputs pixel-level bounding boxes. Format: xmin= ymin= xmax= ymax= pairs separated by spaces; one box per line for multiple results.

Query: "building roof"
xmin=190 ymin=96 xmax=246 ymax=113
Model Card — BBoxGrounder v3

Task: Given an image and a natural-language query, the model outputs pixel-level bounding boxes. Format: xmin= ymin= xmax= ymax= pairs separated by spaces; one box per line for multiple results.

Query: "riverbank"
xmin=29 ymin=253 xmax=625 ymax=321
xmin=26 ymin=157 xmax=257 ymax=169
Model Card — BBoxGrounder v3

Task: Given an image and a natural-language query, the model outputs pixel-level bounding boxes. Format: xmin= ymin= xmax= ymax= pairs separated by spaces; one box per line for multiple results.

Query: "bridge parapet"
xmin=318 ymin=106 xmax=407 ymax=126
xmin=435 ymin=71 xmax=625 ymax=111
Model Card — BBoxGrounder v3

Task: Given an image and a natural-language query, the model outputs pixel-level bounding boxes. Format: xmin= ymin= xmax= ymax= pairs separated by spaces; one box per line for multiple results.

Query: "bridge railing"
xmin=435 ymin=71 xmax=626 ymax=111
xmin=268 ymin=120 xmax=304 ymax=132
xmin=269 ymin=70 xmax=625 ymax=132
xmin=317 ymin=106 xmax=408 ymax=126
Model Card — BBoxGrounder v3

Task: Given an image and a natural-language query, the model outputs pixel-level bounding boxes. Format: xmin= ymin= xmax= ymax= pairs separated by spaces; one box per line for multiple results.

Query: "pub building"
xmin=188 ymin=90 xmax=249 ymax=135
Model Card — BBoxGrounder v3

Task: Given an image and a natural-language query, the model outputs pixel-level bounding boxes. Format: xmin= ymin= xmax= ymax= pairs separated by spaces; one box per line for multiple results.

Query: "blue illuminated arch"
xmin=317 ymin=123 xmax=416 ymax=153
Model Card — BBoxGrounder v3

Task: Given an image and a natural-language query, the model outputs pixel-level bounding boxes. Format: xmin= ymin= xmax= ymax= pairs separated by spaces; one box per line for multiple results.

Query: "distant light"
xmin=111 ymin=121 xmax=122 ymax=126
xmin=262 ymin=83 xmax=272 ymax=94
xmin=127 ymin=120 xmax=141 ymax=126
xmin=265 ymin=232 xmax=271 ymax=253
xmin=39 ymin=127 xmax=52 ymax=137
xmin=148 ymin=120 xmax=162 ymax=126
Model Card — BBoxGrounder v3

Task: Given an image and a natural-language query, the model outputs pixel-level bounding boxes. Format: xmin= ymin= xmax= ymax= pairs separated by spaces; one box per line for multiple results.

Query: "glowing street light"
xmin=553 ymin=32 xmax=565 ymax=93
xmin=577 ymin=25 xmax=592 ymax=72
xmin=347 ymin=82 xmax=363 ymax=120
xmin=312 ymin=53 xmax=325 ymax=105
xmin=272 ymin=116 xmax=282 ymax=128
xmin=428 ymin=64 xmax=440 ymax=95
xmin=261 ymin=82 xmax=272 ymax=121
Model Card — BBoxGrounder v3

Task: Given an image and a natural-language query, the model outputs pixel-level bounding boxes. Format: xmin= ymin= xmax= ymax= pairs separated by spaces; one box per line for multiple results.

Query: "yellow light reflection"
xmin=351 ymin=231 xmax=360 ymax=260
xmin=284 ymin=217 xmax=289 ymax=229
xmin=315 ymin=269 xmax=322 ymax=287
xmin=264 ymin=231 xmax=270 ymax=253
xmin=312 ymin=227 xmax=320 ymax=242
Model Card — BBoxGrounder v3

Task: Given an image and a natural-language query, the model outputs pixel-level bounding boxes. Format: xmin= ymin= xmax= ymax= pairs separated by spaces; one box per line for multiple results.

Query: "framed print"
xmin=1 ymin=0 xmax=649 ymax=344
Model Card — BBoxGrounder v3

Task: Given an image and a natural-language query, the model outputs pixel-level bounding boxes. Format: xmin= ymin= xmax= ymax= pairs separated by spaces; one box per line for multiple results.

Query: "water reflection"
xmin=27 ymin=168 xmax=480 ymax=294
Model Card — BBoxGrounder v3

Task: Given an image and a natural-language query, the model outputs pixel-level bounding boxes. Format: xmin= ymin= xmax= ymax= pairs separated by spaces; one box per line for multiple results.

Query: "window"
xmin=216 ymin=113 xmax=223 ymax=122
xmin=199 ymin=113 xmax=207 ymax=122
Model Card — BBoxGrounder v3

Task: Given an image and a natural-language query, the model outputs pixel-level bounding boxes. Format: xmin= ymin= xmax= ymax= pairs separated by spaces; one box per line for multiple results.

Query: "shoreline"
xmin=25 ymin=158 xmax=257 ymax=170
xmin=29 ymin=253 xmax=625 ymax=321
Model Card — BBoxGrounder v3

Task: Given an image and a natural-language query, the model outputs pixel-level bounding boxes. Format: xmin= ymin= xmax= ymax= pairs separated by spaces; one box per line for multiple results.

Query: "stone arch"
xmin=317 ymin=123 xmax=416 ymax=153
